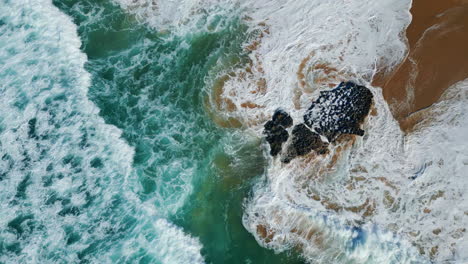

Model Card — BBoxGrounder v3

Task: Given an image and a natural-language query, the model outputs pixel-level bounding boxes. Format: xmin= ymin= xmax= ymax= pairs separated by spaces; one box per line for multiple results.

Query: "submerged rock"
xmin=282 ymin=123 xmax=328 ymax=163
xmin=303 ymin=81 xmax=373 ymax=142
xmin=263 ymin=109 xmax=293 ymax=156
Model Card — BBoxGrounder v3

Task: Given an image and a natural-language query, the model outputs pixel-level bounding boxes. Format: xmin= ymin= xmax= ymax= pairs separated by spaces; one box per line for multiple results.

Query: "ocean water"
xmin=1 ymin=0 xmax=467 ymax=263
xmin=0 ymin=0 xmax=302 ymax=263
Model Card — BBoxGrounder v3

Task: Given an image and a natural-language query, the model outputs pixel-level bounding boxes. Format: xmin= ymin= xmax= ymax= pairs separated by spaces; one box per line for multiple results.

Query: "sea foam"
xmin=170 ymin=0 xmax=465 ymax=262
xmin=0 ymin=0 xmax=204 ymax=262
xmin=78 ymin=0 xmax=468 ymax=262
xmin=235 ymin=0 xmax=468 ymax=261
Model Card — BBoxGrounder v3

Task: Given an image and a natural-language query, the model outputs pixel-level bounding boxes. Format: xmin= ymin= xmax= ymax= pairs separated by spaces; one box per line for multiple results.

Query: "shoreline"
xmin=373 ymin=0 xmax=468 ymax=132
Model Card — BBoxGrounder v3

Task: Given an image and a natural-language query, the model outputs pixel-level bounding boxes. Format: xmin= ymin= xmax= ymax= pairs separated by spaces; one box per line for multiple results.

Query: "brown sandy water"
xmin=373 ymin=0 xmax=468 ymax=132
xmin=205 ymin=21 xmax=271 ymax=128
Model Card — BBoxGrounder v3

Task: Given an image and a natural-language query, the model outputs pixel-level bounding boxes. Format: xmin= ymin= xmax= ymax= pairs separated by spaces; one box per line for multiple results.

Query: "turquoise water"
xmin=0 ymin=0 xmax=303 ymax=262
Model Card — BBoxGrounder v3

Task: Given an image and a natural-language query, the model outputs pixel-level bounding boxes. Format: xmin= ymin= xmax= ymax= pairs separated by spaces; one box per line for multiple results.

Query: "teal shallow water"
xmin=55 ymin=0 xmax=304 ymax=262
xmin=0 ymin=0 xmax=303 ymax=262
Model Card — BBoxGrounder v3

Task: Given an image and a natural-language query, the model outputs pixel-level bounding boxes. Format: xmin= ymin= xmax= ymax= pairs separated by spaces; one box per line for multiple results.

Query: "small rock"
xmin=263 ymin=109 xmax=293 ymax=156
xmin=272 ymin=109 xmax=293 ymax=128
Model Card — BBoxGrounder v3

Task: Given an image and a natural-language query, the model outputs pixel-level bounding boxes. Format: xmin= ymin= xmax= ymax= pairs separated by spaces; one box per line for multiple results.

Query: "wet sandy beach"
xmin=374 ymin=0 xmax=468 ymax=132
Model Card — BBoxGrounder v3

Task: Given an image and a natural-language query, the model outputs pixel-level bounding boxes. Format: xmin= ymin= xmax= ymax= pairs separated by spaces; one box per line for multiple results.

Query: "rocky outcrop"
xmin=282 ymin=123 xmax=328 ymax=163
xmin=303 ymin=81 xmax=373 ymax=142
xmin=263 ymin=109 xmax=293 ymax=156
xmin=263 ymin=82 xmax=373 ymax=162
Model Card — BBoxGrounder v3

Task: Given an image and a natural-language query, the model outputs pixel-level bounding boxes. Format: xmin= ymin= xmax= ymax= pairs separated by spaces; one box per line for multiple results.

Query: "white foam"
xmin=207 ymin=0 xmax=412 ymax=127
xmin=114 ymin=0 xmax=240 ymax=36
xmin=117 ymin=0 xmax=412 ymax=126
xmin=57 ymin=0 xmax=467 ymax=262
xmin=197 ymin=0 xmax=468 ymax=262
xmin=142 ymin=219 xmax=204 ymax=264
xmin=242 ymin=72 xmax=468 ymax=262
xmin=395 ymin=80 xmax=468 ymax=262
xmin=243 ymin=195 xmax=427 ymax=263
xmin=0 ymin=0 xmax=205 ymax=262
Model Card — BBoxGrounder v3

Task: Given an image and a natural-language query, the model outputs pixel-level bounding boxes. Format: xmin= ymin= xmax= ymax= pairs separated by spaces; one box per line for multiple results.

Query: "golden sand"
xmin=373 ymin=0 xmax=468 ymax=132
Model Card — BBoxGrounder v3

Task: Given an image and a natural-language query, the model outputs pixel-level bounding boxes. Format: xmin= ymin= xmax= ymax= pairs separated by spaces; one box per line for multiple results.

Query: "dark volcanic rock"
xmin=282 ymin=123 xmax=328 ymax=163
xmin=303 ymin=81 xmax=373 ymax=142
xmin=263 ymin=82 xmax=372 ymax=162
xmin=290 ymin=124 xmax=328 ymax=156
xmin=263 ymin=109 xmax=293 ymax=156
xmin=264 ymin=122 xmax=288 ymax=156
xmin=272 ymin=109 xmax=293 ymax=128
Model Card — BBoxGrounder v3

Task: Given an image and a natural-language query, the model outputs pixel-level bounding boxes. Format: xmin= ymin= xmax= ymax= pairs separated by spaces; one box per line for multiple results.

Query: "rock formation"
xmin=303 ymin=81 xmax=373 ymax=142
xmin=263 ymin=109 xmax=293 ymax=156
xmin=282 ymin=123 xmax=329 ymax=163
xmin=263 ymin=81 xmax=373 ymax=162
